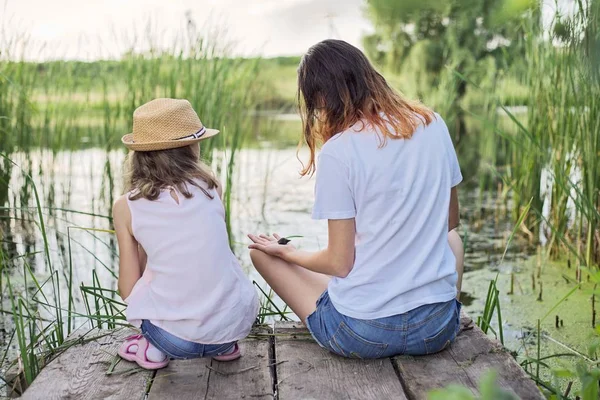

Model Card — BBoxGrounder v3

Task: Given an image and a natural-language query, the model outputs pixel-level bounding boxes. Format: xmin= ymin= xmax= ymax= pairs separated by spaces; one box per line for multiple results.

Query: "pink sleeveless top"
xmin=124 ymin=181 xmax=259 ymax=344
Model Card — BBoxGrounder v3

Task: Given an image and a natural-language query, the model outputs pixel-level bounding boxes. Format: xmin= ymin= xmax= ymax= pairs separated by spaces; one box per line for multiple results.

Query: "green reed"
xmin=477 ymin=197 xmax=531 ymax=344
xmin=505 ymin=1 xmax=599 ymax=264
xmin=429 ymin=370 xmax=519 ymax=400
xmin=453 ymin=1 xmax=599 ymax=268
xmin=1 ymin=22 xmax=267 ymax=219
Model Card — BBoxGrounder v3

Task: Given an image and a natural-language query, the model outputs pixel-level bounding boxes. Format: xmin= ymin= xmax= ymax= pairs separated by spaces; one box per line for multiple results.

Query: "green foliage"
xmin=491 ymin=0 xmax=538 ymax=26
xmin=428 ymin=370 xmax=519 ymax=400
xmin=363 ymin=0 xmax=536 ymax=135
xmin=507 ymin=0 xmax=599 ymax=262
xmin=477 ymin=198 xmax=532 ymax=344
xmin=364 ymin=0 xmax=534 ymax=69
xmin=571 ymin=361 xmax=600 ymax=400
xmin=428 ymin=385 xmax=475 ymax=400
xmin=447 ymin=0 xmax=600 ymax=263
xmin=477 ymin=277 xmax=503 ymax=343
xmin=542 ymin=320 xmax=600 ymax=399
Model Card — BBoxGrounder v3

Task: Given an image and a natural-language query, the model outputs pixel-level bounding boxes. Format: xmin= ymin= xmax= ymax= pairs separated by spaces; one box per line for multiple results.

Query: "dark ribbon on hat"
xmin=174 ymin=126 xmax=207 ymax=141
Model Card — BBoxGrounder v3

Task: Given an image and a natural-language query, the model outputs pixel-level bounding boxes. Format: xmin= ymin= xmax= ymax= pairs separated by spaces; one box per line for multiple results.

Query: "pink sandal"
xmin=118 ymin=334 xmax=170 ymax=370
xmin=213 ymin=343 xmax=241 ymax=362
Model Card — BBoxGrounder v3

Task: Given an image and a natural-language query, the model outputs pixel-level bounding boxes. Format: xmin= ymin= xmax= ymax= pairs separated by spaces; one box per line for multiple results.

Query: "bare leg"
xmin=250 ymin=250 xmax=330 ymax=323
xmin=448 ymin=229 xmax=464 ymax=299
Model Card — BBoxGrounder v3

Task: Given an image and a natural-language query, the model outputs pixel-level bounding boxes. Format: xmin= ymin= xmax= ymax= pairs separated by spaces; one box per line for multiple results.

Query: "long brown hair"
xmin=297 ymin=39 xmax=434 ymax=176
xmin=124 ymin=144 xmax=218 ymax=201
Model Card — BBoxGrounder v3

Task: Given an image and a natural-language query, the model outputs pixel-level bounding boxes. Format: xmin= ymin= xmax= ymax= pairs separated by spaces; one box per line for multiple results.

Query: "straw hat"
xmin=121 ymin=98 xmax=219 ymax=151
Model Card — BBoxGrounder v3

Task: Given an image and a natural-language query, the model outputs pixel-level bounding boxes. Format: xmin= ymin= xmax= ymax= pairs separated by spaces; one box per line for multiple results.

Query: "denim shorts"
xmin=305 ymin=291 xmax=461 ymax=359
xmin=140 ymin=320 xmax=236 ymax=359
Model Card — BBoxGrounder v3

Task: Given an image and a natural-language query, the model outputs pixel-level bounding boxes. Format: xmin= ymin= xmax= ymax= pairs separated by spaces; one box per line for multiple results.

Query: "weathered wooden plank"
xmin=148 ymin=358 xmax=211 ymax=400
xmin=460 ymin=310 xmax=474 ymax=330
xmin=148 ymin=326 xmax=273 ymax=400
xmin=205 ymin=326 xmax=273 ymax=399
xmin=22 ymin=327 xmax=152 ymax=400
xmin=274 ymin=321 xmax=311 ymax=334
xmin=396 ymin=319 xmax=542 ymax=399
xmin=394 ymin=351 xmax=478 ymax=399
xmin=448 ymin=325 xmax=544 ymax=400
xmin=274 ymin=322 xmax=407 ymax=400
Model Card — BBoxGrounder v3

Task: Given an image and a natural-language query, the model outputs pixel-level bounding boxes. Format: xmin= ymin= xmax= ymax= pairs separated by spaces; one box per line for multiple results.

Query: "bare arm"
xmin=248 ymin=219 xmax=356 ymax=278
xmin=113 ymin=195 xmax=142 ymax=300
xmin=448 ymin=186 xmax=460 ymax=231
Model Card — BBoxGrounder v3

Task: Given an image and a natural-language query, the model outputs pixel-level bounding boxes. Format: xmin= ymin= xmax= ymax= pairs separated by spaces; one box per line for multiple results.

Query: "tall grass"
xmin=462 ymin=4 xmax=600 ymax=395
xmin=505 ymin=0 xmax=599 ymax=265
xmin=0 ymin=19 xmax=268 ymax=214
xmin=458 ymin=0 xmax=600 ymax=267
xmin=477 ymin=197 xmax=532 ymax=344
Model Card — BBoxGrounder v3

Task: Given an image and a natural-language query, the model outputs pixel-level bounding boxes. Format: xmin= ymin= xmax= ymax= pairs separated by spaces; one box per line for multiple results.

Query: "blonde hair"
xmin=124 ymin=145 xmax=218 ymax=201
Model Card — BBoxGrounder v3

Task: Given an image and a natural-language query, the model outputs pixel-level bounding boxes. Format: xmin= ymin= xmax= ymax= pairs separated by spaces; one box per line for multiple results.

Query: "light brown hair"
xmin=297 ymin=39 xmax=434 ymax=176
xmin=124 ymin=145 xmax=217 ymax=201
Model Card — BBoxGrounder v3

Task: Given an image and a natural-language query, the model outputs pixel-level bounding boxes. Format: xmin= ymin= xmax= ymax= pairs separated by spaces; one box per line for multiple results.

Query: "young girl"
xmin=248 ymin=40 xmax=465 ymax=359
xmin=114 ymin=98 xmax=259 ymax=369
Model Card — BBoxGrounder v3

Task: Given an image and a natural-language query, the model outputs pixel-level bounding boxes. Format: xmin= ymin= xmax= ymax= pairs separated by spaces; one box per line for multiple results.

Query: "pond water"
xmin=0 ymin=145 xmax=593 ymax=393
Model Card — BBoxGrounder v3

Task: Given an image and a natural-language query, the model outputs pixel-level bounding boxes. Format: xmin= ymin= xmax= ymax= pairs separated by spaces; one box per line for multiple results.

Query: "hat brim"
xmin=121 ymin=128 xmax=220 ymax=151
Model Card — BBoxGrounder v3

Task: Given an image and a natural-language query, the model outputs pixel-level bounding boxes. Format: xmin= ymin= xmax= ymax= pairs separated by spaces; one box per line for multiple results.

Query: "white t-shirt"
xmin=312 ymin=113 xmax=462 ymax=319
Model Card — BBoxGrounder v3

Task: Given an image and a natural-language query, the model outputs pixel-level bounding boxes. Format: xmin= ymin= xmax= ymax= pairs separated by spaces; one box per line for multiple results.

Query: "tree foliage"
xmin=363 ymin=0 xmax=537 ymax=136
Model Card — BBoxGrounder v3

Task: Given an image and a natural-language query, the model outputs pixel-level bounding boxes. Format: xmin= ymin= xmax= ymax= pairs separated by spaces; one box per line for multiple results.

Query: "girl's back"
xmin=313 ymin=114 xmax=461 ymax=319
xmin=125 ymin=181 xmax=259 ymax=344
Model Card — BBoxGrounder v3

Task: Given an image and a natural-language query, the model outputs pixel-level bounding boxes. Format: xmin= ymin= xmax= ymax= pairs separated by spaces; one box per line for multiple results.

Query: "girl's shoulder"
xmin=112 ymin=194 xmax=134 ymax=235
xmin=112 ymin=194 xmax=131 ymax=220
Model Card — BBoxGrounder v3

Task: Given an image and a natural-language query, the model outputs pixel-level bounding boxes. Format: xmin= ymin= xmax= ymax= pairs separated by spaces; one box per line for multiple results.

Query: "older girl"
xmin=249 ymin=40 xmax=464 ymax=359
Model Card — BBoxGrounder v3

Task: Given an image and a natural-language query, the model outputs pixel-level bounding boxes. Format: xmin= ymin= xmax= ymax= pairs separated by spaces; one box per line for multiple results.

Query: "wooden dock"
xmin=20 ymin=315 xmax=543 ymax=399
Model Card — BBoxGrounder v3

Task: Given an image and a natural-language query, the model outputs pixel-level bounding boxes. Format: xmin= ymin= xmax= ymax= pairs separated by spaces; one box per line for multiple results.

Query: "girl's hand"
xmin=247 ymin=233 xmax=296 ymax=259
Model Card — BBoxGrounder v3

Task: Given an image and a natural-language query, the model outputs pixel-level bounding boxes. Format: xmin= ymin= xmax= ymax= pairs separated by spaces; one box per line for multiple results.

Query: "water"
xmin=0 ymin=146 xmax=591 ymax=391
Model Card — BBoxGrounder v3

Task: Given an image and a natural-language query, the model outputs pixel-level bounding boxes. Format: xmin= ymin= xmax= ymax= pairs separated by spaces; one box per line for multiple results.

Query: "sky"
xmin=2 ymin=0 xmax=374 ymax=61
